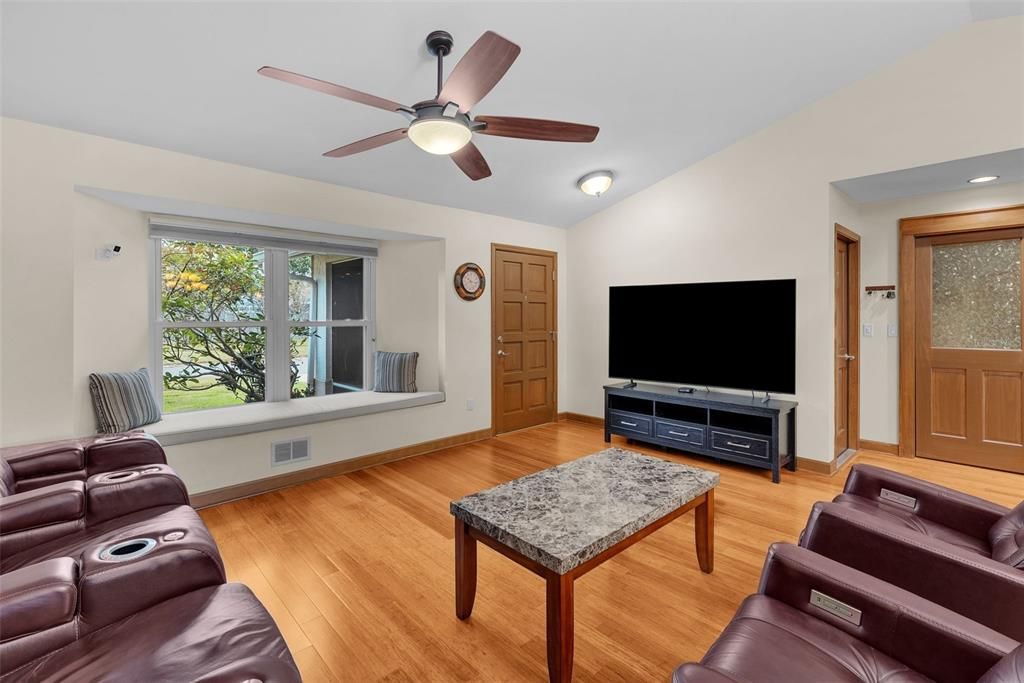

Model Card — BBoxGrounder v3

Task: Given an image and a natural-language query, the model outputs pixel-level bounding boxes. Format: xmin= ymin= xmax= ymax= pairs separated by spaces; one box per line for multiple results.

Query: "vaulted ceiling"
xmin=2 ymin=1 xmax=1015 ymax=226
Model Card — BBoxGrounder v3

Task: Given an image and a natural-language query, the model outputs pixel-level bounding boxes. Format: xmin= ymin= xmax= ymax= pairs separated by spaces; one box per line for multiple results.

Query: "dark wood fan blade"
xmin=323 ymin=129 xmax=407 ymax=158
xmin=438 ymin=32 xmax=520 ymax=113
xmin=450 ymin=142 xmax=492 ymax=181
xmin=476 ymin=116 xmax=599 ymax=142
xmin=259 ymin=66 xmax=407 ymax=113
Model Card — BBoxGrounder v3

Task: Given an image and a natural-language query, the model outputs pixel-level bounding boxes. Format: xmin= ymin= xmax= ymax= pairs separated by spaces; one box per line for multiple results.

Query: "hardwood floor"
xmin=199 ymin=421 xmax=1024 ymax=682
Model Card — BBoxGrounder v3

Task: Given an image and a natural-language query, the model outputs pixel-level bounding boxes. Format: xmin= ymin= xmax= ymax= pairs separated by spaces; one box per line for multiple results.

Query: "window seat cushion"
xmin=146 ymin=391 xmax=445 ymax=446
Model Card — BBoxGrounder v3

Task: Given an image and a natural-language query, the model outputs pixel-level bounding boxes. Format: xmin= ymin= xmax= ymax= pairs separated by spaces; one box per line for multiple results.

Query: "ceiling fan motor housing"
xmin=425 ymin=30 xmax=454 ymax=56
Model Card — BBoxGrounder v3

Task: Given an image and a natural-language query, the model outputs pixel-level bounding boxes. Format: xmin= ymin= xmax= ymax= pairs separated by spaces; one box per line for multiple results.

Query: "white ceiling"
xmin=834 ymin=148 xmax=1024 ymax=203
xmin=1 ymin=2 xmax=1016 ymax=227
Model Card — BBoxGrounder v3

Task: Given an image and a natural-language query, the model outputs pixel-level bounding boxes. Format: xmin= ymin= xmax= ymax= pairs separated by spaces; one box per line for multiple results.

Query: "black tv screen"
xmin=609 ymin=279 xmax=796 ymax=394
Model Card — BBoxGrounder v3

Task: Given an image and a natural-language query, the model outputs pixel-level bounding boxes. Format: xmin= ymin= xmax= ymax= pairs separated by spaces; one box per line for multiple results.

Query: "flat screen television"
xmin=609 ymin=279 xmax=796 ymax=394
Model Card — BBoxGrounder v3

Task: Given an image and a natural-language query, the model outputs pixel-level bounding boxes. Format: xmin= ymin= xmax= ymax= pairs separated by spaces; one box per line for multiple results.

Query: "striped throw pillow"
xmin=374 ymin=352 xmax=419 ymax=393
xmin=89 ymin=369 xmax=162 ymax=433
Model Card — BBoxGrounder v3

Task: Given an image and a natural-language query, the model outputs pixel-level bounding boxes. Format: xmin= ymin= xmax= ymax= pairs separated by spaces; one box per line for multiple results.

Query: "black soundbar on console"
xmin=604 ymin=382 xmax=797 ymax=483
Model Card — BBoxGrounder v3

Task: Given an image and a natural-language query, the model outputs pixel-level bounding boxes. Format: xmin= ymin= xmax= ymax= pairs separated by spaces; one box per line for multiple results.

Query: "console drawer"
xmin=710 ymin=430 xmax=770 ymax=460
xmin=608 ymin=411 xmax=652 ymax=436
xmin=655 ymin=420 xmax=705 ymax=447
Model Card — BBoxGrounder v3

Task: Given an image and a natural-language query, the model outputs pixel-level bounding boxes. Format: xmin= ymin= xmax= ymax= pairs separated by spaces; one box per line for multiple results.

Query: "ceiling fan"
xmin=258 ymin=30 xmax=600 ymax=181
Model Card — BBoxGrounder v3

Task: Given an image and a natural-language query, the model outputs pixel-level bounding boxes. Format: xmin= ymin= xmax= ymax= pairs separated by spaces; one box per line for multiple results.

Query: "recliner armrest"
xmin=842 ymin=464 xmax=1008 ymax=539
xmin=0 ymin=557 xmax=79 ymax=641
xmin=0 ymin=481 xmax=86 ymax=534
xmin=85 ymin=433 xmax=166 ymax=476
xmin=801 ymin=501 xmax=1024 ymax=640
xmin=759 ymin=544 xmax=1017 ymax=683
xmin=85 ymin=465 xmax=189 ymax=524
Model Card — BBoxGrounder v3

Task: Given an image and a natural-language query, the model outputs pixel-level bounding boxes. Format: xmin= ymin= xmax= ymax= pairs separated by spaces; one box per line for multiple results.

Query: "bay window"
xmin=150 ymin=219 xmax=376 ymax=414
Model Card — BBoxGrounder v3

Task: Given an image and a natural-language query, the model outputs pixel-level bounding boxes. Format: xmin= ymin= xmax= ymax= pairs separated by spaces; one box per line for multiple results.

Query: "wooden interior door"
xmin=914 ymin=228 xmax=1024 ymax=473
xmin=492 ymin=245 xmax=557 ymax=434
xmin=835 ymin=226 xmax=860 ymax=459
xmin=835 ymin=238 xmax=851 ymax=457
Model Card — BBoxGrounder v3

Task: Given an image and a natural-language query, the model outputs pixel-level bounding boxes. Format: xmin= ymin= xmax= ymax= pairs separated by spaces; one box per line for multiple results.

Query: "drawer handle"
xmin=726 ymin=441 xmax=752 ymax=449
xmin=668 ymin=430 xmax=689 ymax=437
xmin=620 ymin=421 xmax=638 ymax=427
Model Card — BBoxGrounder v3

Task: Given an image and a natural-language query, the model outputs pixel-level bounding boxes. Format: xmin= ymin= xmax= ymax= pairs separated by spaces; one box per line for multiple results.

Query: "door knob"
xmin=497 ymin=350 xmax=509 ymax=357
xmin=840 ymin=354 xmax=855 ymax=361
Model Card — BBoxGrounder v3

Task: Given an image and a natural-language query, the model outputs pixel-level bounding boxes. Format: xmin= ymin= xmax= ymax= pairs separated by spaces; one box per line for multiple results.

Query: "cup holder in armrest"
xmin=96 ymin=470 xmax=141 ymax=484
xmin=98 ymin=537 xmax=158 ymax=562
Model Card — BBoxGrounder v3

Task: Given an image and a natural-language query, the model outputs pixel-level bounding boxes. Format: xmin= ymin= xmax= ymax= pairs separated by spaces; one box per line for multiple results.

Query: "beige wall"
xmin=565 ymin=17 xmax=1024 ymax=462
xmin=0 ymin=118 xmax=568 ymax=492
xmin=835 ymin=180 xmax=1024 ymax=446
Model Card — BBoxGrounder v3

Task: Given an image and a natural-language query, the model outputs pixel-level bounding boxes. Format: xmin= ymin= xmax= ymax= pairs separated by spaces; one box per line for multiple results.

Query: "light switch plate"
xmin=862 ymin=324 xmax=873 ymax=337
xmin=887 ymin=324 xmax=898 ymax=337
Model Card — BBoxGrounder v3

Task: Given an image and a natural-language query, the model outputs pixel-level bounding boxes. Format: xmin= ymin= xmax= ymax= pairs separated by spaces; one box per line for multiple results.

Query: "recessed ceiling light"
xmin=968 ymin=175 xmax=1000 ymax=184
xmin=578 ymin=170 xmax=614 ymax=196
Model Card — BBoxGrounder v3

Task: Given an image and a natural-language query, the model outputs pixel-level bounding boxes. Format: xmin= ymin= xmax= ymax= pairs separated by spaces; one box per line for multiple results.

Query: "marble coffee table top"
xmin=450 ymin=448 xmax=720 ymax=574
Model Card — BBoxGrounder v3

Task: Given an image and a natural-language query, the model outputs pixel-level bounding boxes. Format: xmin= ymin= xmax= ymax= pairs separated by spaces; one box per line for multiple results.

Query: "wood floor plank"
xmin=205 ymin=422 xmax=1024 ymax=681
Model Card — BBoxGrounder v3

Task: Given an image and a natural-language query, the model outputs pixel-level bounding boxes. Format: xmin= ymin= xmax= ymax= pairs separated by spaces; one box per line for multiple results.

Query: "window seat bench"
xmin=146 ymin=391 xmax=445 ymax=446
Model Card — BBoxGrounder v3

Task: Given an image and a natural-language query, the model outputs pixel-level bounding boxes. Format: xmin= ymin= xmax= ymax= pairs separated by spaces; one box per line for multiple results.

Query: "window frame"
xmin=150 ymin=239 xmax=376 ymax=413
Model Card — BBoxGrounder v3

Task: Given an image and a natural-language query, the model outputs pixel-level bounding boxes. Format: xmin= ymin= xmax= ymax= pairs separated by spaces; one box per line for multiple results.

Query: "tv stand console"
xmin=604 ymin=382 xmax=797 ymax=483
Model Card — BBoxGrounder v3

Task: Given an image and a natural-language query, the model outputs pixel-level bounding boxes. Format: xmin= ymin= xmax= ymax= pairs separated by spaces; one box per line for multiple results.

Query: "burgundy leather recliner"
xmin=0 ymin=432 xmax=209 ymax=573
xmin=0 ymin=434 xmax=300 ymax=682
xmin=799 ymin=464 xmax=1024 ymax=640
xmin=673 ymin=543 xmax=1022 ymax=683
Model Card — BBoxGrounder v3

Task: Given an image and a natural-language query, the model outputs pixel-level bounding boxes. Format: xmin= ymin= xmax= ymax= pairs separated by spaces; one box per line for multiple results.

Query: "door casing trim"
xmin=898 ymin=204 xmax=1024 ymax=458
xmin=490 ymin=243 xmax=559 ymax=436
xmin=835 ymin=224 xmax=861 ymax=459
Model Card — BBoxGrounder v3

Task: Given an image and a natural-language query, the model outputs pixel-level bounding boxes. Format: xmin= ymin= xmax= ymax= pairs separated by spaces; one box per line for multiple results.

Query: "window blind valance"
xmin=148 ymin=215 xmax=378 ymax=258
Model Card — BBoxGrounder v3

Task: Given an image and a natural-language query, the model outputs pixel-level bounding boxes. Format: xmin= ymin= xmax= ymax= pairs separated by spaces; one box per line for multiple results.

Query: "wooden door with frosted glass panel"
xmin=914 ymin=228 xmax=1024 ymax=473
xmin=492 ymin=246 xmax=557 ymax=434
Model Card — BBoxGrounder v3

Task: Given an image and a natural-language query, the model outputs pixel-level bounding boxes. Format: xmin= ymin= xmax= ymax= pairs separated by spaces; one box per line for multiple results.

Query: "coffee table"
xmin=450 ymin=448 xmax=719 ymax=683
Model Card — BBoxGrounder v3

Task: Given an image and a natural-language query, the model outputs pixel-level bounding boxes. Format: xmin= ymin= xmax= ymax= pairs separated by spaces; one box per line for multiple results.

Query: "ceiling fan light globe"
xmin=408 ymin=119 xmax=472 ymax=155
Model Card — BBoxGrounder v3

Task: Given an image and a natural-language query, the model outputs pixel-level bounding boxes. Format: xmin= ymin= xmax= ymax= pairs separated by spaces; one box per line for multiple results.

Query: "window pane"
xmin=932 ymin=239 xmax=1021 ymax=349
xmin=161 ymin=240 xmax=264 ymax=322
xmin=290 ymin=326 xmax=364 ymax=397
xmin=288 ymin=254 xmax=364 ymax=321
xmin=162 ymin=327 xmax=266 ymax=412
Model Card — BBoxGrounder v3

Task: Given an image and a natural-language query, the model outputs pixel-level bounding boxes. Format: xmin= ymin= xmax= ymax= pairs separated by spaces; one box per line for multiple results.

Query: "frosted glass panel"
xmin=932 ymin=239 xmax=1021 ymax=350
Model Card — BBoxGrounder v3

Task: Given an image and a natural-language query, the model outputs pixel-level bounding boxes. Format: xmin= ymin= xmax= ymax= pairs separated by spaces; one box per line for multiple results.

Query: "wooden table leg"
xmin=545 ymin=573 xmax=574 ymax=683
xmin=455 ymin=519 xmax=477 ymax=619
xmin=694 ymin=490 xmax=715 ymax=574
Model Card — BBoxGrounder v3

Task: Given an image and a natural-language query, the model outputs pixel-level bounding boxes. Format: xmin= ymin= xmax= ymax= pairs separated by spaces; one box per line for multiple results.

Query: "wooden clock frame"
xmin=454 ymin=262 xmax=486 ymax=301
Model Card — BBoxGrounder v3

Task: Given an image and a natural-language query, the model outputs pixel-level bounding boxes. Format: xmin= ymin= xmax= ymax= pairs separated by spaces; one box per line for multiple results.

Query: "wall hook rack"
xmin=865 ymin=285 xmax=896 ymax=300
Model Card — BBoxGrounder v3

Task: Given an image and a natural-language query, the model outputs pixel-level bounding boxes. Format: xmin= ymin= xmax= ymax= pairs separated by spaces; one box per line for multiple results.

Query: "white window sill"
xmin=146 ymin=391 xmax=445 ymax=446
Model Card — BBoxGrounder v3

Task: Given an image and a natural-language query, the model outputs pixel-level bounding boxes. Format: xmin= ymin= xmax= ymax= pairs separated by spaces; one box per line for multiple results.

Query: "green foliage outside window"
xmin=161 ymin=241 xmax=314 ymax=411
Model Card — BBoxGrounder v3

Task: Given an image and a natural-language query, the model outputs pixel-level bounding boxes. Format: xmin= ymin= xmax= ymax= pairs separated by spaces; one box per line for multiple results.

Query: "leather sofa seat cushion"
xmin=833 ymin=493 xmax=991 ymax=556
xmin=1 ymin=504 xmax=205 ymax=573
xmin=980 ymin=645 xmax=1024 ymax=683
xmin=689 ymin=595 xmax=932 ymax=683
xmin=2 ymin=583 xmax=300 ymax=683
xmin=989 ymin=502 xmax=1024 ymax=569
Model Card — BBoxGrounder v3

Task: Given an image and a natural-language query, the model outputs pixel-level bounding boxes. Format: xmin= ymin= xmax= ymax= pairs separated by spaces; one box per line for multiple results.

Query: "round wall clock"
xmin=454 ymin=262 xmax=486 ymax=301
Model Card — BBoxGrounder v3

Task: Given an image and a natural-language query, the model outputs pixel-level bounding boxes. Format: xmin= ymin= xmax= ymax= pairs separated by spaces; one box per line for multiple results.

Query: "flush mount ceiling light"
xmin=968 ymin=175 xmax=1000 ymax=184
xmin=578 ymin=170 xmax=614 ymax=196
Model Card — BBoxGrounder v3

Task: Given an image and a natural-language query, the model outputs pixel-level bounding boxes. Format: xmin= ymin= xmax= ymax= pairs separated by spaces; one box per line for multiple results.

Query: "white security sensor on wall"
xmin=96 ymin=244 xmax=122 ymax=261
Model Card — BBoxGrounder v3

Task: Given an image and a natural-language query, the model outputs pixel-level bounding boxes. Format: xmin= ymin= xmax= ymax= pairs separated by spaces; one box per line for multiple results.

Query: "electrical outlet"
xmin=466 ymin=399 xmax=475 ymax=411
xmin=862 ymin=324 xmax=873 ymax=337
xmin=887 ymin=324 xmax=898 ymax=337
